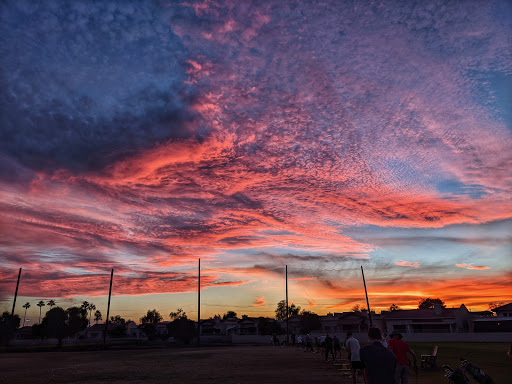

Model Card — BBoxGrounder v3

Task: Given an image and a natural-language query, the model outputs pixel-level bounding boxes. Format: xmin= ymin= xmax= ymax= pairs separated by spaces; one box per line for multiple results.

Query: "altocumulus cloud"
xmin=0 ymin=0 xmax=198 ymax=173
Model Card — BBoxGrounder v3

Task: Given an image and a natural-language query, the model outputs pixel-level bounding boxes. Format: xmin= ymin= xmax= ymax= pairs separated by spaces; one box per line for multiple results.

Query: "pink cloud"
xmin=456 ymin=263 xmax=490 ymax=271
xmin=253 ymin=296 xmax=266 ymax=307
xmin=395 ymin=261 xmax=421 ymax=268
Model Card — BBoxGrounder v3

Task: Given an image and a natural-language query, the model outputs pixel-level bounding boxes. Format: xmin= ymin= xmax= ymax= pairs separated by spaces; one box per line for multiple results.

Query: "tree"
xmin=488 ymin=302 xmax=504 ymax=311
xmin=140 ymin=309 xmax=162 ymax=324
xmin=37 ymin=301 xmax=45 ymax=324
xmin=389 ymin=304 xmax=401 ymax=311
xmin=47 ymin=300 xmax=56 ymax=310
xmin=22 ymin=302 xmax=31 ymax=327
xmin=87 ymin=303 xmax=96 ymax=327
xmin=140 ymin=309 xmax=163 ymax=340
xmin=418 ymin=298 xmax=445 ymax=309
xmin=275 ymin=300 xmax=301 ymax=320
xmin=299 ymin=310 xmax=321 ymax=334
xmin=0 ymin=312 xmax=21 ymax=346
xmin=222 ymin=311 xmax=237 ymax=320
xmin=109 ymin=315 xmax=127 ymax=337
xmin=257 ymin=317 xmax=283 ymax=335
xmin=94 ymin=310 xmax=102 ymax=324
xmin=169 ymin=308 xmax=187 ymax=320
xmin=351 ymin=304 xmax=362 ymax=312
xmin=41 ymin=307 xmax=67 ymax=346
xmin=66 ymin=306 xmax=88 ymax=338
xmin=167 ymin=317 xmax=196 ymax=344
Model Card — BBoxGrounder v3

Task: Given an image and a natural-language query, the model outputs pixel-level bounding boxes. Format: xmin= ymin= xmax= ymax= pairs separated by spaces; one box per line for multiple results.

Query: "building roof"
xmin=492 ymin=302 xmax=512 ymax=312
xmin=381 ymin=308 xmax=460 ymax=320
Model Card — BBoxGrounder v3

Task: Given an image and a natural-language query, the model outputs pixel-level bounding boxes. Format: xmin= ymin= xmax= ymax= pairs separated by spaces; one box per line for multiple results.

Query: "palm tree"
xmin=87 ymin=303 xmax=96 ymax=327
xmin=37 ymin=301 xmax=45 ymax=324
xmin=22 ymin=302 xmax=31 ymax=327
xmin=94 ymin=310 xmax=102 ymax=324
xmin=47 ymin=300 xmax=56 ymax=309
xmin=81 ymin=301 xmax=89 ymax=311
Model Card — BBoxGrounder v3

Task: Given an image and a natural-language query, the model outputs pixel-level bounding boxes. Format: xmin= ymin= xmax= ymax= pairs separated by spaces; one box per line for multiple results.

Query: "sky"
xmin=1 ymin=0 xmax=511 ymax=324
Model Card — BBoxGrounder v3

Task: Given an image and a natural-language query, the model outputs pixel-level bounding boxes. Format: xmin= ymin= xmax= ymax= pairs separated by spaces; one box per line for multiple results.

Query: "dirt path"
xmin=1 ymin=345 xmax=359 ymax=384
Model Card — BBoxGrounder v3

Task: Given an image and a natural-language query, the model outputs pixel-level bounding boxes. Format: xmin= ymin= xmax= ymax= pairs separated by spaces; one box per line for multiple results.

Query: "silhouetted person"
xmin=360 ymin=326 xmax=395 ymax=384
xmin=325 ymin=333 xmax=334 ymax=362
xmin=388 ymin=332 xmax=417 ymax=384
xmin=333 ymin=335 xmax=341 ymax=358
xmin=346 ymin=332 xmax=364 ymax=384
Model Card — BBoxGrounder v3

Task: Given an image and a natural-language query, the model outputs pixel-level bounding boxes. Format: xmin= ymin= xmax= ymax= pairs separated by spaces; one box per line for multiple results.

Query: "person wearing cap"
xmin=388 ymin=331 xmax=417 ymax=384
xmin=360 ymin=326 xmax=396 ymax=384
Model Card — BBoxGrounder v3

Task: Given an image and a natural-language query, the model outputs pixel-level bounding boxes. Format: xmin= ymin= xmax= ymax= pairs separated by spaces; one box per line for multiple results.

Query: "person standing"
xmin=346 ymin=332 xmax=365 ymax=384
xmin=333 ymin=335 xmax=341 ymax=359
xmin=325 ymin=334 xmax=335 ymax=362
xmin=388 ymin=332 xmax=417 ymax=384
xmin=360 ymin=326 xmax=396 ymax=384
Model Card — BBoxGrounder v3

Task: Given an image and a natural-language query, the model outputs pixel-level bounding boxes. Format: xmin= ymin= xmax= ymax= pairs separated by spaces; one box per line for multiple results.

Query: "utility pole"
xmin=11 ymin=268 xmax=22 ymax=316
xmin=361 ymin=266 xmax=373 ymax=327
xmin=198 ymin=258 xmax=201 ymax=347
xmin=286 ymin=265 xmax=289 ymax=345
xmin=103 ymin=268 xmax=114 ymax=347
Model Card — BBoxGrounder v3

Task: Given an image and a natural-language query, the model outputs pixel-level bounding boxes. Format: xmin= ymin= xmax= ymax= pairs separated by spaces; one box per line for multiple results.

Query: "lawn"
xmin=0 ymin=343 xmax=510 ymax=383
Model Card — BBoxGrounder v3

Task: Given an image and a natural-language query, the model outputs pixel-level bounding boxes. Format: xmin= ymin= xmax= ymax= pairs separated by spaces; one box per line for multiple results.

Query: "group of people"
xmin=346 ymin=326 xmax=417 ymax=384
xmin=277 ymin=326 xmax=418 ymax=384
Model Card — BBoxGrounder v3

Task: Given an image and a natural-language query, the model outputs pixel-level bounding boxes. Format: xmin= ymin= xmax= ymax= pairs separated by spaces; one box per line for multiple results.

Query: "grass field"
xmin=1 ymin=342 xmax=510 ymax=383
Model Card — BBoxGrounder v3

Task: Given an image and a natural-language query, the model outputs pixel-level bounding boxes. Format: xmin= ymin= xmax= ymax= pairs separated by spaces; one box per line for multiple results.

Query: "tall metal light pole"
xmin=361 ymin=266 xmax=373 ymax=327
xmin=286 ymin=265 xmax=289 ymax=344
xmin=11 ymin=268 xmax=22 ymax=316
xmin=198 ymin=258 xmax=201 ymax=347
xmin=103 ymin=268 xmax=114 ymax=347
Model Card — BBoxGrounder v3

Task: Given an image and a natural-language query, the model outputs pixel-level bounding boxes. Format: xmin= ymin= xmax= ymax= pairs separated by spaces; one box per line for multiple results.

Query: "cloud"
xmin=253 ymin=296 xmax=266 ymax=307
xmin=395 ymin=261 xmax=421 ymax=268
xmin=456 ymin=263 xmax=491 ymax=270
xmin=0 ymin=0 xmax=511 ymax=313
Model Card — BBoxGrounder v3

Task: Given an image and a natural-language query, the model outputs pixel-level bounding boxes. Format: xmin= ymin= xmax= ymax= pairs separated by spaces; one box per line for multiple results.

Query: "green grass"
xmin=409 ymin=342 xmax=511 ymax=384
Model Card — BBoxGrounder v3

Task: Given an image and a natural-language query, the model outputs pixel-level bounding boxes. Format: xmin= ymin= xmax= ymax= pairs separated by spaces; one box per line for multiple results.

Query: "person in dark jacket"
xmin=360 ymin=326 xmax=396 ymax=384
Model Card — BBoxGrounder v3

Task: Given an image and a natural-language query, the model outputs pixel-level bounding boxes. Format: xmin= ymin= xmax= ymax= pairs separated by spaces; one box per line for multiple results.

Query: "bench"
xmin=421 ymin=345 xmax=438 ymax=369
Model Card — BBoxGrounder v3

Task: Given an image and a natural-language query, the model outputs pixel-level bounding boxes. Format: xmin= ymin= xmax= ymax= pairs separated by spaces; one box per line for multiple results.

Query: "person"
xmin=320 ymin=334 xmax=326 ymax=354
xmin=325 ymin=333 xmax=335 ymax=362
xmin=388 ymin=331 xmax=417 ymax=384
xmin=382 ymin=332 xmax=388 ymax=348
xmin=360 ymin=326 xmax=396 ymax=384
xmin=346 ymin=332 xmax=365 ymax=384
xmin=305 ymin=334 xmax=314 ymax=352
xmin=333 ymin=335 xmax=341 ymax=359
xmin=297 ymin=334 xmax=302 ymax=348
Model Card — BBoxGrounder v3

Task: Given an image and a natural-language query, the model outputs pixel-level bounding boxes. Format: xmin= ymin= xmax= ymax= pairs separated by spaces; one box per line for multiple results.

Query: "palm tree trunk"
xmin=39 ymin=307 xmax=42 ymax=324
xmin=23 ymin=308 xmax=27 ymax=327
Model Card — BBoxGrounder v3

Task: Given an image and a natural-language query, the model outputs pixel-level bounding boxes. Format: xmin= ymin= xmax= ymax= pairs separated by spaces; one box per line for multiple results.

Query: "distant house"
xmin=335 ymin=311 xmax=371 ymax=334
xmin=381 ymin=304 xmax=475 ymax=333
xmin=85 ymin=323 xmax=116 ymax=339
xmin=473 ymin=302 xmax=512 ymax=332
xmin=15 ymin=326 xmax=33 ymax=340
xmin=492 ymin=302 xmax=512 ymax=318
xmin=238 ymin=316 xmax=258 ymax=335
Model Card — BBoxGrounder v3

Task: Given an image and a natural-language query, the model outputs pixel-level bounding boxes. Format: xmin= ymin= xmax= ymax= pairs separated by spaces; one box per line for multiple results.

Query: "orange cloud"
xmin=456 ymin=263 xmax=490 ymax=270
xmin=395 ymin=261 xmax=421 ymax=268
xmin=253 ymin=296 xmax=266 ymax=307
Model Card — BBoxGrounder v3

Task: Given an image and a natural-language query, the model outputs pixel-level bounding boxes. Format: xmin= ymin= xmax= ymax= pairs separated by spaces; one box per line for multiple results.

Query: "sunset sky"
xmin=1 ymin=0 xmax=511 ymax=324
